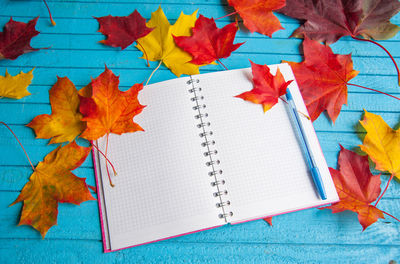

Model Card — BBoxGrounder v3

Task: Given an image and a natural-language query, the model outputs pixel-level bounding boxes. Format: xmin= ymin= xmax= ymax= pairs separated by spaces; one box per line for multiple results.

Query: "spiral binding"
xmin=187 ymin=76 xmax=232 ymax=221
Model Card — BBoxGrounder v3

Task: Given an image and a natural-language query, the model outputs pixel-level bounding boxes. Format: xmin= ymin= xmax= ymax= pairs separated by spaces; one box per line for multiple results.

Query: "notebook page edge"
xmin=92 ymin=141 xmax=111 ymax=252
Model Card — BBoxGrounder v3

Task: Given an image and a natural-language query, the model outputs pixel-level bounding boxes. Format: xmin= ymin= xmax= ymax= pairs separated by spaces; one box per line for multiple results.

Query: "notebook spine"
xmin=187 ymin=76 xmax=232 ymax=222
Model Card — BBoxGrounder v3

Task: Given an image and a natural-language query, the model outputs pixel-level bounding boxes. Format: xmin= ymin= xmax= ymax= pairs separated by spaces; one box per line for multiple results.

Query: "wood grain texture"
xmin=0 ymin=0 xmax=399 ymax=263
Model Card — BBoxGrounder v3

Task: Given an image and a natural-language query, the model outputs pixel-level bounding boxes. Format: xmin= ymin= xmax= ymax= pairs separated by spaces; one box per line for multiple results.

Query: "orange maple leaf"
xmin=283 ymin=37 xmax=359 ymax=123
xmin=227 ymin=0 xmax=285 ymax=37
xmin=320 ymin=145 xmax=384 ymax=230
xmin=10 ymin=141 xmax=95 ymax=238
xmin=235 ymin=61 xmax=292 ymax=112
xmin=79 ymin=67 xmax=145 ymax=140
xmin=27 ymin=77 xmax=86 ymax=144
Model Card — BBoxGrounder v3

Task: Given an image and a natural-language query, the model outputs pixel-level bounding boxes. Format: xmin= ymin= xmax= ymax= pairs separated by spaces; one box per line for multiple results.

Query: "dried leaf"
xmin=227 ymin=0 xmax=285 ymax=37
xmin=10 ymin=141 xmax=95 ymax=238
xmin=320 ymin=145 xmax=384 ymax=230
xmin=95 ymin=10 xmax=153 ymax=50
xmin=173 ymin=15 xmax=244 ymax=65
xmin=0 ymin=68 xmax=33 ymax=99
xmin=27 ymin=77 xmax=86 ymax=144
xmin=278 ymin=0 xmax=400 ymax=44
xmin=283 ymin=37 xmax=359 ymax=122
xmin=0 ymin=17 xmax=40 ymax=60
xmin=359 ymin=110 xmax=400 ymax=179
xmin=79 ymin=67 xmax=145 ymax=140
xmin=235 ymin=61 xmax=292 ymax=112
xmin=136 ymin=7 xmax=200 ymax=77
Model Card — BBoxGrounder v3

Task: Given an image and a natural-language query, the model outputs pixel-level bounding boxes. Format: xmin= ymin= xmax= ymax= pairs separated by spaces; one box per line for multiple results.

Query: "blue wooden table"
xmin=1 ymin=1 xmax=399 ymax=263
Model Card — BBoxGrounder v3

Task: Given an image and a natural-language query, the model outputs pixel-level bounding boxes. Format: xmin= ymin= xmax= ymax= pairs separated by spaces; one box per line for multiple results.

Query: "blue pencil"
xmin=286 ymin=88 xmax=327 ymax=200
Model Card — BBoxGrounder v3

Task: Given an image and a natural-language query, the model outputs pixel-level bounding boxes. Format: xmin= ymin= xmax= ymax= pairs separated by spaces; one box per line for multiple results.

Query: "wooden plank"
xmin=1 ymin=191 xmax=399 ymax=244
xmin=1 ymin=15 xmax=399 ymax=43
xmin=0 ymin=65 xmax=397 ymax=94
xmin=1 ymin=239 xmax=399 ymax=263
xmin=1 ymin=1 xmax=399 ymax=25
xmin=1 ymin=90 xmax=399 ymax=112
xmin=1 ymin=160 xmax=397 ymax=196
xmin=14 ymin=33 xmax=400 ymax=58
xmin=1 ymin=103 xmax=398 ymax=132
xmin=0 ymin=51 xmax=398 ymax=76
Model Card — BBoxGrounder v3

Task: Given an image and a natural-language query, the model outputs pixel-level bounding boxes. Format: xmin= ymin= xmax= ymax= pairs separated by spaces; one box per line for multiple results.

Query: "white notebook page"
xmin=95 ymin=77 xmax=224 ymax=251
xmin=194 ymin=64 xmax=339 ymax=223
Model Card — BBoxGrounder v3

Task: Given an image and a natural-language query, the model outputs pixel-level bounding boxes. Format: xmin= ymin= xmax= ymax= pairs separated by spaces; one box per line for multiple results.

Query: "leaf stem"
xmin=215 ymin=11 xmax=239 ymax=21
xmin=145 ymin=60 xmax=162 ymax=86
xmin=91 ymin=142 xmax=117 ymax=176
xmin=88 ymin=185 xmax=97 ymax=193
xmin=351 ymin=36 xmax=400 ymax=86
xmin=347 ymin=83 xmax=400 ymax=101
xmin=279 ymin=97 xmax=310 ymax=120
xmin=375 ymin=174 xmax=393 ymax=206
xmin=42 ymin=0 xmax=56 ymax=26
xmin=380 ymin=209 xmax=400 ymax=223
xmin=137 ymin=40 xmax=150 ymax=67
xmin=105 ymin=133 xmax=114 ymax=187
xmin=217 ymin=59 xmax=228 ymax=71
xmin=0 ymin=121 xmax=35 ymax=171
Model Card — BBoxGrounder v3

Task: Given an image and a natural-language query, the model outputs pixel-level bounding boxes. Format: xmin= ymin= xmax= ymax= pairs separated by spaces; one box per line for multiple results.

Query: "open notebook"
xmin=93 ymin=63 xmax=339 ymax=252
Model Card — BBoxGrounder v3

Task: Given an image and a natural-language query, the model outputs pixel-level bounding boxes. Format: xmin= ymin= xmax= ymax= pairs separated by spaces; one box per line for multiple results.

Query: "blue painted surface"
xmin=0 ymin=1 xmax=399 ymax=263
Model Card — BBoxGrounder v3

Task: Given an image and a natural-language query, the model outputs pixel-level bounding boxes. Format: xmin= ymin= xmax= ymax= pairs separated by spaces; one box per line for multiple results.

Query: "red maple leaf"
xmin=278 ymin=0 xmax=400 ymax=85
xmin=173 ymin=15 xmax=244 ymax=65
xmin=283 ymin=37 xmax=359 ymax=122
xmin=95 ymin=10 xmax=153 ymax=50
xmin=278 ymin=0 xmax=400 ymax=44
xmin=320 ymin=145 xmax=384 ymax=230
xmin=235 ymin=61 xmax=293 ymax=112
xmin=227 ymin=0 xmax=285 ymax=37
xmin=0 ymin=17 xmax=40 ymax=60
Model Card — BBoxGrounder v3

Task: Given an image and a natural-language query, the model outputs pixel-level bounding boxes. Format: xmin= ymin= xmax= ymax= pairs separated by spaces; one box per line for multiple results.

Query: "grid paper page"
xmin=96 ymin=77 xmax=224 ymax=251
xmin=193 ymin=64 xmax=339 ymax=223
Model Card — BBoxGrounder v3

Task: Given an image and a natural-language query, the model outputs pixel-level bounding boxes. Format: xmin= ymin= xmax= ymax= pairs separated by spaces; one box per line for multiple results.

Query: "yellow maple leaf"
xmin=27 ymin=77 xmax=86 ymax=144
xmin=136 ymin=7 xmax=200 ymax=77
xmin=0 ymin=68 xmax=34 ymax=99
xmin=359 ymin=110 xmax=400 ymax=179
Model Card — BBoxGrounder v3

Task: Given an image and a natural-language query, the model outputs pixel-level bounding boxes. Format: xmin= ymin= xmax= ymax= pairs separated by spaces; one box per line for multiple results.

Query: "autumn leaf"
xmin=27 ymin=77 xmax=86 ymax=144
xmin=278 ymin=0 xmax=400 ymax=44
xmin=0 ymin=68 xmax=34 ymax=99
xmin=359 ymin=110 xmax=400 ymax=180
xmin=136 ymin=7 xmax=201 ymax=77
xmin=95 ymin=10 xmax=153 ymax=50
xmin=173 ymin=15 xmax=244 ymax=66
xmin=264 ymin=217 xmax=273 ymax=226
xmin=227 ymin=0 xmax=285 ymax=37
xmin=79 ymin=66 xmax=145 ymax=140
xmin=235 ymin=61 xmax=292 ymax=112
xmin=10 ymin=141 xmax=95 ymax=238
xmin=0 ymin=17 xmax=40 ymax=60
xmin=320 ymin=145 xmax=384 ymax=230
xmin=283 ymin=37 xmax=359 ymax=122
